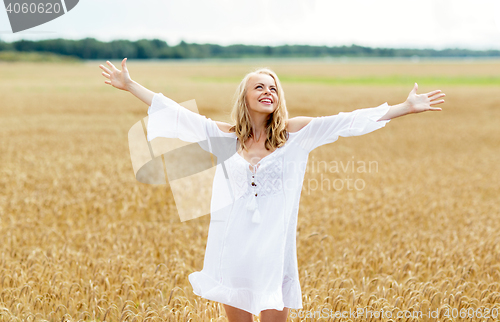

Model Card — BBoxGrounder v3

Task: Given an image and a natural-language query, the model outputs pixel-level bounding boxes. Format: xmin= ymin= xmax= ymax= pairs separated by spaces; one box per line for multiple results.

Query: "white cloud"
xmin=0 ymin=0 xmax=499 ymax=50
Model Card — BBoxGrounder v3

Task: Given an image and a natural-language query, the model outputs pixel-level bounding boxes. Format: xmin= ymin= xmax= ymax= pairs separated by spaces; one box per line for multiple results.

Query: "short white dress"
xmin=146 ymin=93 xmax=391 ymax=315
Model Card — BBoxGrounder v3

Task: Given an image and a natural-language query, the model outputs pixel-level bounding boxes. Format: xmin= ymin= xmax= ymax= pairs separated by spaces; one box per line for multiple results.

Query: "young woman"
xmin=99 ymin=58 xmax=445 ymax=322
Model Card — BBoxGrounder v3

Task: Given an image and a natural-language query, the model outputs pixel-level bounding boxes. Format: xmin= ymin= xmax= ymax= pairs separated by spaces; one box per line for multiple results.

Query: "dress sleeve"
xmin=295 ymin=102 xmax=391 ymax=153
xmin=146 ymin=92 xmax=214 ymax=143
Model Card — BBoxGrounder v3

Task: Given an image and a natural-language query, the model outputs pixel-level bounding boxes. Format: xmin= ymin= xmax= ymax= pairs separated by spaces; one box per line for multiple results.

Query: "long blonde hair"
xmin=229 ymin=67 xmax=289 ymax=152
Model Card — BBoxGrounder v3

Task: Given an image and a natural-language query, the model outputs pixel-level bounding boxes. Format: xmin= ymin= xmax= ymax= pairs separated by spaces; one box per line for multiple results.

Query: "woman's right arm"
xmin=99 ymin=58 xmax=154 ymax=106
xmin=126 ymin=80 xmax=155 ymax=107
xmin=100 ymin=58 xmax=234 ymax=142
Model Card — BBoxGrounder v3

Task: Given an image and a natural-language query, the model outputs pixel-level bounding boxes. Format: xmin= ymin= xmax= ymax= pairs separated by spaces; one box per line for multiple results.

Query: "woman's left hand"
xmin=405 ymin=83 xmax=445 ymax=113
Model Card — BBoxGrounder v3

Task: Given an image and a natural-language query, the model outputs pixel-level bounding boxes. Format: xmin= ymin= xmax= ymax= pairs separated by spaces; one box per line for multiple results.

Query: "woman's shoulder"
xmin=287 ymin=117 xmax=314 ymax=133
xmin=215 ymin=121 xmax=235 ymax=133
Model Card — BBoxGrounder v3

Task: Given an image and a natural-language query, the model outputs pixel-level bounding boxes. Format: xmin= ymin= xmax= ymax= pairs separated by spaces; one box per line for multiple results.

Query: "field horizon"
xmin=0 ymin=59 xmax=499 ymax=321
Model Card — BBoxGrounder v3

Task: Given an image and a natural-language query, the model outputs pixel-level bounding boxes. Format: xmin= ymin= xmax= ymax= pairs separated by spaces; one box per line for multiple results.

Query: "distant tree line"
xmin=0 ymin=37 xmax=499 ymax=60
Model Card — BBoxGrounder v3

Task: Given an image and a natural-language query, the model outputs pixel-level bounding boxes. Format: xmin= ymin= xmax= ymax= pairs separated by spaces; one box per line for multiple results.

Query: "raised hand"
xmin=99 ymin=58 xmax=132 ymax=91
xmin=405 ymin=83 xmax=445 ymax=113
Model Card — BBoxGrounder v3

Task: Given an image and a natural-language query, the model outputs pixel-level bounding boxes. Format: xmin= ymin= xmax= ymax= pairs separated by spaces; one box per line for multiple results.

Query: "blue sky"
xmin=1 ymin=0 xmax=500 ymax=50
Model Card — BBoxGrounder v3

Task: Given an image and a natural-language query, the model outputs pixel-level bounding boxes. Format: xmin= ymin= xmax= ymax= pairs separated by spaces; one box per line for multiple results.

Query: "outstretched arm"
xmin=377 ymin=83 xmax=445 ymax=121
xmin=288 ymin=83 xmax=447 ymax=153
xmin=288 ymin=83 xmax=446 ymax=132
xmin=99 ymin=58 xmax=234 ymax=133
xmin=99 ymin=58 xmax=155 ymax=106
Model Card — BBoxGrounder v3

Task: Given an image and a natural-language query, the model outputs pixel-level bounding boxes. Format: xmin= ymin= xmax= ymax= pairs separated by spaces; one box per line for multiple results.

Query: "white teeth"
xmin=260 ymin=99 xmax=272 ymax=104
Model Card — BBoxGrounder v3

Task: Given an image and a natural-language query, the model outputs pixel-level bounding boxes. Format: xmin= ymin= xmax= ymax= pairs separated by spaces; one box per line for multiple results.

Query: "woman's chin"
xmin=251 ymin=107 xmax=275 ymax=114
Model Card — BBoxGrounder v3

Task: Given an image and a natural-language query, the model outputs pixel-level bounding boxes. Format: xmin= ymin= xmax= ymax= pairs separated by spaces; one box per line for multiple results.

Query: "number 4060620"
xmin=5 ymin=2 xmax=62 ymax=14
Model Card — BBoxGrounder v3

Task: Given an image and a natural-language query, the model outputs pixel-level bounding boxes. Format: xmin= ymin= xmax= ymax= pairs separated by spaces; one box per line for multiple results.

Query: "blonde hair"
xmin=229 ymin=67 xmax=289 ymax=152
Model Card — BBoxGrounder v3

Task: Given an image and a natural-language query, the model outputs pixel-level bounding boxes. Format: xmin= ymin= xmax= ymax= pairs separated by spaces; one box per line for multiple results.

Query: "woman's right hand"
xmin=99 ymin=58 xmax=132 ymax=91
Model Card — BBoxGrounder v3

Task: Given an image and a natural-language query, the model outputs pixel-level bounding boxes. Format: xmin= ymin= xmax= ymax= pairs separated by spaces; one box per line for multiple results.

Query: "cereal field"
xmin=0 ymin=58 xmax=499 ymax=321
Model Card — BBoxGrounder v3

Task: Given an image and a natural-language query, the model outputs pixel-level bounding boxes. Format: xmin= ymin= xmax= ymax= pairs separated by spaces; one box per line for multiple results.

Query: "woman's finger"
xmin=99 ymin=64 xmax=112 ymax=74
xmin=429 ymin=99 xmax=445 ymax=105
xmin=430 ymin=93 xmax=445 ymax=101
xmin=106 ymin=60 xmax=119 ymax=71
xmin=426 ymin=90 xmax=441 ymax=97
xmin=102 ymin=72 xmax=110 ymax=79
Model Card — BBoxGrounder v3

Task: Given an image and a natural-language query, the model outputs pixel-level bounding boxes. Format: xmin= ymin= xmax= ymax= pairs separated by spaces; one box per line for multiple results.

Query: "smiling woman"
xmin=99 ymin=58 xmax=445 ymax=322
xmin=227 ymin=68 xmax=289 ymax=169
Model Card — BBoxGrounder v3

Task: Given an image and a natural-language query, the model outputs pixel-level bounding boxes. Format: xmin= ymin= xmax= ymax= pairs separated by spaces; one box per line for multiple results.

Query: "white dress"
xmin=146 ymin=92 xmax=391 ymax=315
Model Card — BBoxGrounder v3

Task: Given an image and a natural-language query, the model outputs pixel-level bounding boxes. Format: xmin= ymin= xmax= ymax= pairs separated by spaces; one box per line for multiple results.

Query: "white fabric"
xmin=146 ymin=92 xmax=391 ymax=315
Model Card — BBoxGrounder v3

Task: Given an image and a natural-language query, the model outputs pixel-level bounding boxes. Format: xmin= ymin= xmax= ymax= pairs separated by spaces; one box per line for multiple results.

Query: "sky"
xmin=1 ymin=0 xmax=500 ymax=50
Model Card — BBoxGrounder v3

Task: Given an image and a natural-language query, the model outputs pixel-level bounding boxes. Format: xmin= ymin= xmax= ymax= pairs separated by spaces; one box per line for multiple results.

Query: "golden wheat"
xmin=0 ymin=59 xmax=499 ymax=321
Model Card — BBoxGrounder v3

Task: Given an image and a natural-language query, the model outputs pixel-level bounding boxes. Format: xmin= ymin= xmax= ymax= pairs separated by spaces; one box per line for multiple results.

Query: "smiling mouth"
xmin=259 ymin=98 xmax=273 ymax=105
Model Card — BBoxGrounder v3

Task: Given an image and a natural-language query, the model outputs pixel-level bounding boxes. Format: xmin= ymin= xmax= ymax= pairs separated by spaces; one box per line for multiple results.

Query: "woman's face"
xmin=245 ymin=73 xmax=278 ymax=115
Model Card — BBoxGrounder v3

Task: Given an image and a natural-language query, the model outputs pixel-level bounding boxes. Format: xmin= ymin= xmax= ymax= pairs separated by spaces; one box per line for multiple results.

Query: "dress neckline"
xmin=235 ymin=145 xmax=282 ymax=168
xmin=213 ymin=123 xmax=292 ymax=169
xmin=234 ymin=137 xmax=287 ymax=174
xmin=231 ymin=120 xmax=314 ymax=169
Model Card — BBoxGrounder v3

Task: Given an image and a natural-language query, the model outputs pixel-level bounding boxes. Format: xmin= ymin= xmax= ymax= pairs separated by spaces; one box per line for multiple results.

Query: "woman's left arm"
xmin=377 ymin=83 xmax=446 ymax=121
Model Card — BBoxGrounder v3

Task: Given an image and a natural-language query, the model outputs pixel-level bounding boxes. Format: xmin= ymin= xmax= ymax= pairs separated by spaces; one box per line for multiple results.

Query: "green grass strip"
xmin=191 ymin=75 xmax=500 ymax=86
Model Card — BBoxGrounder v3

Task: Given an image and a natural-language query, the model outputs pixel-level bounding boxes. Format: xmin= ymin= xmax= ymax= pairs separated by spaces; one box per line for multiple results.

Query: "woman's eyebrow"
xmin=255 ymin=82 xmax=276 ymax=88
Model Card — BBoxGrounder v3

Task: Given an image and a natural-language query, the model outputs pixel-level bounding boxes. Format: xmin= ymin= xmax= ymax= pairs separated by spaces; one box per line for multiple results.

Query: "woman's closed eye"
xmin=256 ymin=85 xmax=277 ymax=92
